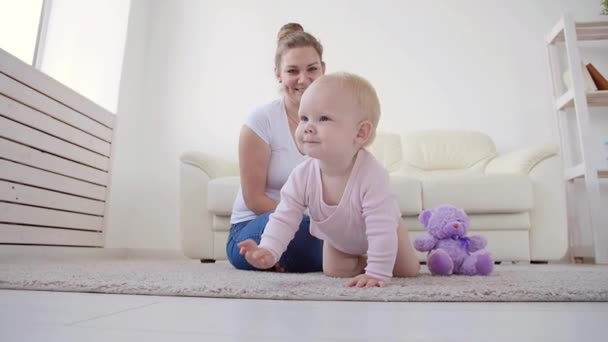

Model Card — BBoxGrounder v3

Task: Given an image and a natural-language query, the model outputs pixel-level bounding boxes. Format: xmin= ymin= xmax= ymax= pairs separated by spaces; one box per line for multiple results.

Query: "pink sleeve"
xmin=360 ymin=165 xmax=400 ymax=282
xmin=258 ymin=166 xmax=308 ymax=263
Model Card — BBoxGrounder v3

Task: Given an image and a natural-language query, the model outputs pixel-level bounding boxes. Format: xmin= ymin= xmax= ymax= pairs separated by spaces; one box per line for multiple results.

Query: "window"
xmin=0 ymin=0 xmax=46 ymax=65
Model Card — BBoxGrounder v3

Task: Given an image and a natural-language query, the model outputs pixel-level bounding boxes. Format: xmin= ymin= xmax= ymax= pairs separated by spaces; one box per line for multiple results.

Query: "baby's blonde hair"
xmin=318 ymin=72 xmax=381 ymax=145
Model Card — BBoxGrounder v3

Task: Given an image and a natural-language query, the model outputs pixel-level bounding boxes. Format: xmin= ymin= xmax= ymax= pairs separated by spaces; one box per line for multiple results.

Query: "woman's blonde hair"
xmin=275 ymin=23 xmax=324 ymax=70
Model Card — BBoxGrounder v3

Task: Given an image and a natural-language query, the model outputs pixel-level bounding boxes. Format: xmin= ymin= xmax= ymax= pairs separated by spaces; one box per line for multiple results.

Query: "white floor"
xmin=0 ymin=290 xmax=606 ymax=342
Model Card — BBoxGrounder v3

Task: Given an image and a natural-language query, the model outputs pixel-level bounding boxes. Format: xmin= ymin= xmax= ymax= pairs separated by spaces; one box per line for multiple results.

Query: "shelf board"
xmin=564 ymin=164 xmax=608 ymax=181
xmin=556 ymin=90 xmax=608 ymax=110
xmin=551 ymin=20 xmax=608 ymax=43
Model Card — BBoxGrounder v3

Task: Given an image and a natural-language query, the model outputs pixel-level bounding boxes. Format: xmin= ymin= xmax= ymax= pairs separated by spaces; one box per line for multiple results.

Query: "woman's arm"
xmin=239 ymin=126 xmax=278 ymax=215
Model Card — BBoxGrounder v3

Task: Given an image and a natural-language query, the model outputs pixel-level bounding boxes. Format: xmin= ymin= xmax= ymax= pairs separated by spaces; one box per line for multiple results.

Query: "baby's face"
xmin=296 ymin=80 xmax=362 ymax=161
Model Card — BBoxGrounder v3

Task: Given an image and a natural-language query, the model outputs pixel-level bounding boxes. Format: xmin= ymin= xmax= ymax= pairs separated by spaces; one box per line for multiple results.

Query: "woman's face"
xmin=276 ymin=46 xmax=325 ymax=107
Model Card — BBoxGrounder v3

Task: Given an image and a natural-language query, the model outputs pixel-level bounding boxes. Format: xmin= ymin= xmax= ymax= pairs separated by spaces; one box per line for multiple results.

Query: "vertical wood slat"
xmin=0 ymin=138 xmax=108 ymax=186
xmin=0 ymin=94 xmax=111 ymax=156
xmin=0 ymin=181 xmax=105 ymax=216
xmin=0 ymin=48 xmax=115 ymax=128
xmin=98 ymin=118 xmax=118 ymax=251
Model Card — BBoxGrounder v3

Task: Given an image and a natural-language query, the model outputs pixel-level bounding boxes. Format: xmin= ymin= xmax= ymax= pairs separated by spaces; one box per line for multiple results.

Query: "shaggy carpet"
xmin=0 ymin=259 xmax=607 ymax=302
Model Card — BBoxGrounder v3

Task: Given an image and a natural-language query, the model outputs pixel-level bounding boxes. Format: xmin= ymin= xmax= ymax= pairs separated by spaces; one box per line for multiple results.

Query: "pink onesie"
xmin=259 ymin=148 xmax=401 ymax=281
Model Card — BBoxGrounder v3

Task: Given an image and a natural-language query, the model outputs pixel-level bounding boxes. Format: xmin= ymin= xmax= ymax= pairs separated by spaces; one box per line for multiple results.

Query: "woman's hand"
xmin=347 ymin=274 xmax=386 ymax=288
xmin=238 ymin=240 xmax=276 ymax=269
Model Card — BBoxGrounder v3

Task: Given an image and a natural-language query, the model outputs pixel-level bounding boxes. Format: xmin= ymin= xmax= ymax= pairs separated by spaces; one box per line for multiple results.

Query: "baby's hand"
xmin=238 ymin=239 xmax=276 ymax=270
xmin=347 ymin=274 xmax=386 ymax=288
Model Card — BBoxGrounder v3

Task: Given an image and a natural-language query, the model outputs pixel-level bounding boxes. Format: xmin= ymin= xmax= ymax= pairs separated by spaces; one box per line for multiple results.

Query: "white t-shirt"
xmin=230 ymin=98 xmax=305 ymax=224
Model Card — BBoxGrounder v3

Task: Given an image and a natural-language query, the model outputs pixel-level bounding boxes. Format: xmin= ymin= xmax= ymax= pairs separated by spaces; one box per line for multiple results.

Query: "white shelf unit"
xmin=545 ymin=15 xmax=608 ymax=264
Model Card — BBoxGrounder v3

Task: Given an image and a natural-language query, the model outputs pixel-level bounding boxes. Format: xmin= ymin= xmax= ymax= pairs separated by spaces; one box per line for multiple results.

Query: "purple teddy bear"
xmin=414 ymin=204 xmax=494 ymax=276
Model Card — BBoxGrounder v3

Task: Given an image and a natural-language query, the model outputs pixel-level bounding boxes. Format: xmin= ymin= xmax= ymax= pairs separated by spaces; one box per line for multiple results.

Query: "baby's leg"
xmin=322 ymin=242 xmax=366 ymax=278
xmin=393 ymin=220 xmax=421 ymax=277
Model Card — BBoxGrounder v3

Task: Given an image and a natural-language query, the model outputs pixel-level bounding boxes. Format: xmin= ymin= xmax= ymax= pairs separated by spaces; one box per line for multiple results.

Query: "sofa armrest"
xmin=485 ymin=144 xmax=567 ymax=261
xmin=180 ymin=151 xmax=239 ymax=178
xmin=179 ymin=151 xmax=238 ymax=260
xmin=526 ymin=155 xmax=568 ymax=260
xmin=485 ymin=144 xmax=559 ymax=175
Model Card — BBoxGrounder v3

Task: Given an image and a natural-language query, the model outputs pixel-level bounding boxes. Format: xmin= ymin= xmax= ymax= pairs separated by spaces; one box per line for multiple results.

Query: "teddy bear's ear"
xmin=457 ymin=207 xmax=470 ymax=221
xmin=419 ymin=209 xmax=432 ymax=226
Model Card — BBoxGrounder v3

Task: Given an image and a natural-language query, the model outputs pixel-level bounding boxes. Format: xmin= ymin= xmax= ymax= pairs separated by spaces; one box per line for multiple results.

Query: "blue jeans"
xmin=226 ymin=211 xmax=323 ymax=273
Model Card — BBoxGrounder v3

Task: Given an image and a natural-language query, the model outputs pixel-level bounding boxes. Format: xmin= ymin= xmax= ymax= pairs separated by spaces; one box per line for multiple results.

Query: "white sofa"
xmin=179 ymin=130 xmax=568 ymax=263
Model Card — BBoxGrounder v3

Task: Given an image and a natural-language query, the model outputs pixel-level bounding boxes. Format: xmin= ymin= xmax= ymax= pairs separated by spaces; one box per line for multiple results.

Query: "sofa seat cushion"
xmin=420 ymin=174 xmax=534 ymax=213
xmin=403 ymin=212 xmax=531 ymax=232
xmin=208 ymin=176 xmax=240 ymax=215
xmin=208 ymin=174 xmax=423 ymax=217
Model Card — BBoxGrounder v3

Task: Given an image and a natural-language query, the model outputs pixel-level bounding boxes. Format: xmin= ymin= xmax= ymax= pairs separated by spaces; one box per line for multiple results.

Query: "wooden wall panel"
xmin=0 ymin=48 xmax=116 ymax=248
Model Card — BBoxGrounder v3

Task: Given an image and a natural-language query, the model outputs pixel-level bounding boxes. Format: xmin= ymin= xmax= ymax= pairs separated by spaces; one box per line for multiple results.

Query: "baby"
xmin=239 ymin=72 xmax=420 ymax=287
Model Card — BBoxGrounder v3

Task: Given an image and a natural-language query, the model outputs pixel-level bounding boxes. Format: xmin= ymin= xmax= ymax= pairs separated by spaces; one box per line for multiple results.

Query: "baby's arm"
xmin=360 ymin=171 xmax=401 ymax=286
xmin=414 ymin=234 xmax=437 ymax=252
xmin=254 ymin=167 xmax=308 ymax=265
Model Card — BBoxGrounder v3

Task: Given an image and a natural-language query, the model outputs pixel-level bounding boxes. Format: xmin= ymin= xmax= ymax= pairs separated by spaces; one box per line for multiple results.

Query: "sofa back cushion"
xmin=401 ymin=130 xmax=496 ymax=171
xmin=368 ymin=132 xmax=403 ymax=172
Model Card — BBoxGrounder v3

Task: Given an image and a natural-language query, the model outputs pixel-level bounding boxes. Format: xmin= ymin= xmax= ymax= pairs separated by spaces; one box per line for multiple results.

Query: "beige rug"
xmin=1 ymin=259 xmax=607 ymax=302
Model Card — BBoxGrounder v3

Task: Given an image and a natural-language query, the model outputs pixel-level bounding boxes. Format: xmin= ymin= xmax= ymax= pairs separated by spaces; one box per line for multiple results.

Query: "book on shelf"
xmin=586 ymin=63 xmax=608 ymax=91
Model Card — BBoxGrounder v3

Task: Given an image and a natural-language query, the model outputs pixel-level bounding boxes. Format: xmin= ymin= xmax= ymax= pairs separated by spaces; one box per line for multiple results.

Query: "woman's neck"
xmin=283 ymin=96 xmax=299 ymax=121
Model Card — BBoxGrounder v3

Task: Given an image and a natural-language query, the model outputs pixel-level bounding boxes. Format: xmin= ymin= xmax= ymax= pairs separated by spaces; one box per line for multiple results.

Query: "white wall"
xmin=40 ymin=0 xmax=130 ymax=113
xmin=0 ymin=0 xmax=43 ymax=64
xmin=103 ymin=0 xmax=150 ymax=249
xmin=110 ymin=0 xmax=606 ymax=251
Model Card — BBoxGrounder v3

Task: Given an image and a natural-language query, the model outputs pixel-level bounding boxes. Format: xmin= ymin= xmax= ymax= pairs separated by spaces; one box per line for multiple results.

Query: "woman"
xmin=226 ymin=23 xmax=326 ymax=272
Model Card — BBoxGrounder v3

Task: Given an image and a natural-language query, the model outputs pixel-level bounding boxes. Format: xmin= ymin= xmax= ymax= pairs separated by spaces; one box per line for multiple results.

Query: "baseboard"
xmin=0 ymin=245 xmax=127 ymax=261
xmin=0 ymin=245 xmax=188 ymax=261
xmin=125 ymin=248 xmax=189 ymax=260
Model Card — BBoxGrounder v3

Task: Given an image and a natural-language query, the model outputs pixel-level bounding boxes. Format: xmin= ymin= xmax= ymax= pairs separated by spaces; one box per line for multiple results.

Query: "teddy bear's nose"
xmin=453 ymin=223 xmax=459 ymax=229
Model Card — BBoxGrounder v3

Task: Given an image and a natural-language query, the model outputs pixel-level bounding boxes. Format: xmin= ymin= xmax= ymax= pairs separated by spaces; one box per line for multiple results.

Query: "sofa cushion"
xmin=207 ymin=176 xmax=240 ymax=215
xmin=390 ymin=174 xmax=422 ymax=215
xmin=208 ymin=174 xmax=423 ymax=217
xmin=401 ymin=130 xmax=496 ymax=171
xmin=421 ymin=174 xmax=534 ymax=213
xmin=403 ymin=212 xmax=531 ymax=231
xmin=206 ymin=170 xmax=529 ymax=218
xmin=369 ymin=132 xmax=403 ymax=172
